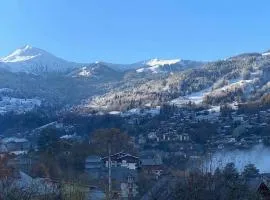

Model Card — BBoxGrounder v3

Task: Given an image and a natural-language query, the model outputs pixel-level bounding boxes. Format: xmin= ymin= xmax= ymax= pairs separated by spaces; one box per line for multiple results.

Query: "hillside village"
xmin=1 ymin=98 xmax=270 ymax=199
xmin=1 ymin=46 xmax=270 ymax=199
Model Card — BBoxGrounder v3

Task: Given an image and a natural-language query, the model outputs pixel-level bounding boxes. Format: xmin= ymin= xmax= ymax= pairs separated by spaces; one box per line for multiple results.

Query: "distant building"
xmin=102 ymin=152 xmax=141 ymax=170
xmin=85 ymin=155 xmax=103 ymax=178
xmin=85 ymin=156 xmax=102 ymax=169
xmin=178 ymin=133 xmax=190 ymax=142
xmin=1 ymin=137 xmax=30 ymax=152
xmin=7 ymin=155 xmax=36 ymax=174
xmin=141 ymin=156 xmax=163 ymax=179
xmin=120 ymin=175 xmax=138 ymax=199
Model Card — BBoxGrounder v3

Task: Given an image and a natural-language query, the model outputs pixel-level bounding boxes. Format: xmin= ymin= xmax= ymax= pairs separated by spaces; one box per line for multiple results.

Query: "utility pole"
xmin=108 ymin=142 xmax=112 ymax=200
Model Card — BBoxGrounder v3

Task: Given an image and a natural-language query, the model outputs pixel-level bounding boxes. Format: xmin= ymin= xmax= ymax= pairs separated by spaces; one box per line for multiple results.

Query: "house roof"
xmin=102 ymin=152 xmax=138 ymax=161
xmin=118 ymin=154 xmax=139 ymax=159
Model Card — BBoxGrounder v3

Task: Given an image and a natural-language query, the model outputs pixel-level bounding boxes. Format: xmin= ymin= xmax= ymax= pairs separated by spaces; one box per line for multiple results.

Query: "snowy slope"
xmin=262 ymin=50 xmax=270 ymax=56
xmin=0 ymin=45 xmax=81 ymax=73
xmin=100 ymin=58 xmax=203 ymax=72
xmin=136 ymin=58 xmax=203 ymax=73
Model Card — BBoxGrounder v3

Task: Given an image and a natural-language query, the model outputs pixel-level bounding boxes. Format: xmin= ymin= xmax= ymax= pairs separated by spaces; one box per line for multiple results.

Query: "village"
xmin=1 ymin=102 xmax=270 ymax=199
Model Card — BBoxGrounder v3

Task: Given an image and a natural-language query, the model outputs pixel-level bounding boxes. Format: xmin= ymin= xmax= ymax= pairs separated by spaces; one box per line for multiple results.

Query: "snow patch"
xmin=171 ymin=87 xmax=212 ymax=106
xmin=78 ymin=67 xmax=91 ymax=77
xmin=262 ymin=52 xmax=270 ymax=56
xmin=2 ymin=137 xmax=28 ymax=143
xmin=60 ymin=134 xmax=77 ymax=140
xmin=146 ymin=58 xmax=181 ymax=67
xmin=121 ymin=106 xmax=160 ymax=117
xmin=10 ymin=151 xmax=28 ymax=155
xmin=208 ymin=106 xmax=220 ymax=113
xmin=0 ymin=88 xmax=14 ymax=94
xmin=109 ymin=111 xmax=121 ymax=115
xmin=171 ymin=78 xmax=255 ymax=107
xmin=136 ymin=58 xmax=181 ymax=73
xmin=136 ymin=68 xmax=145 ymax=73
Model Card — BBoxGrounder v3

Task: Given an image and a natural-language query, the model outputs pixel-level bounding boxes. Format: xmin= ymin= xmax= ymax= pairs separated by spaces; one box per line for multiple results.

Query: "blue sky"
xmin=1 ymin=0 xmax=270 ymax=63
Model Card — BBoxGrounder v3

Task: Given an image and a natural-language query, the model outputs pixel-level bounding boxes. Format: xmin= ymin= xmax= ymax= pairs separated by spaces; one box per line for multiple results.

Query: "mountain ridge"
xmin=0 ymin=45 xmax=204 ymax=74
xmin=0 ymin=45 xmax=81 ymax=73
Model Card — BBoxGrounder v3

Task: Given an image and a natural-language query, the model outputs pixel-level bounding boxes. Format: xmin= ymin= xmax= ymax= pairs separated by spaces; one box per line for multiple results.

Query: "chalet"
xmin=141 ymin=156 xmax=163 ymax=179
xmin=7 ymin=155 xmax=34 ymax=174
xmin=148 ymin=132 xmax=159 ymax=141
xmin=1 ymin=137 xmax=30 ymax=152
xmin=108 ymin=167 xmax=138 ymax=199
xmin=102 ymin=152 xmax=141 ymax=170
xmin=162 ymin=133 xmax=171 ymax=141
xmin=178 ymin=133 xmax=190 ymax=142
xmin=120 ymin=174 xmax=138 ymax=199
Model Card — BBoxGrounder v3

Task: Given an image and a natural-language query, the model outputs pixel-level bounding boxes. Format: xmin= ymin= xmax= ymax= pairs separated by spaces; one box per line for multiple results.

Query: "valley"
xmin=1 ymin=45 xmax=270 ymax=200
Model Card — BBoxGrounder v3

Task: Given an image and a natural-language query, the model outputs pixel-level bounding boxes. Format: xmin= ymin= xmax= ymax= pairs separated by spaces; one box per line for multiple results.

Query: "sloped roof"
xmin=102 ymin=152 xmax=138 ymax=160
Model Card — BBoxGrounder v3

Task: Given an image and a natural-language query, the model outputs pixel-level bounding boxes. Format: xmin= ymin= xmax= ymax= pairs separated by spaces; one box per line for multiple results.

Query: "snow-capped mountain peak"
xmin=0 ymin=45 xmax=42 ymax=63
xmin=0 ymin=45 xmax=80 ymax=73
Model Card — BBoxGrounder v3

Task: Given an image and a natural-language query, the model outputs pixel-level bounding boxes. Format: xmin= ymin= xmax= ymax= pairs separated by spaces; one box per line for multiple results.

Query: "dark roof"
xmin=102 ymin=152 xmax=138 ymax=161
xmin=118 ymin=154 xmax=139 ymax=159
